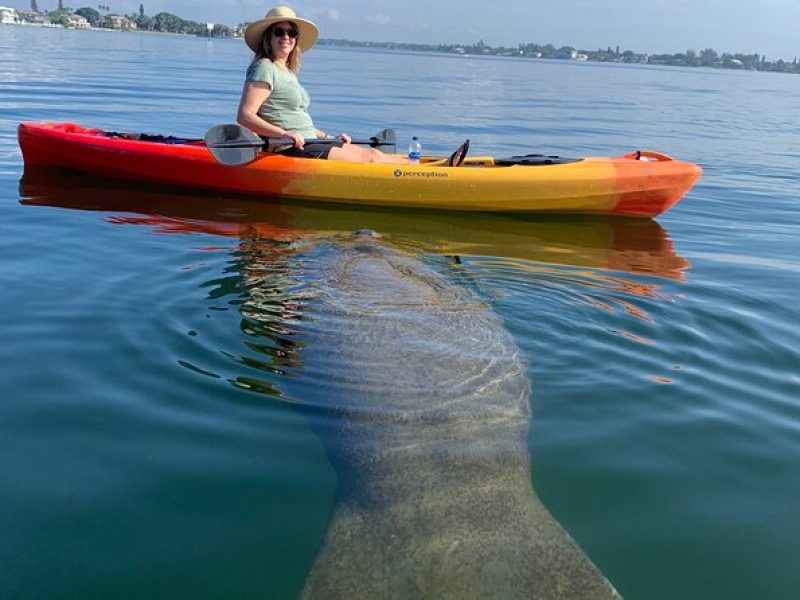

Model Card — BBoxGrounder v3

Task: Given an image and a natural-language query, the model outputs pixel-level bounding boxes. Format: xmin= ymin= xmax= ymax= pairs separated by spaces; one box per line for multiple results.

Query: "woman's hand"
xmin=284 ymin=130 xmax=305 ymax=149
xmin=317 ymin=129 xmax=351 ymax=144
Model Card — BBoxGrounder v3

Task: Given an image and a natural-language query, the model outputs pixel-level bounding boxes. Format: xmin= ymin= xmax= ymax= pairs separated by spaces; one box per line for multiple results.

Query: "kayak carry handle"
xmin=624 ymin=150 xmax=675 ymax=162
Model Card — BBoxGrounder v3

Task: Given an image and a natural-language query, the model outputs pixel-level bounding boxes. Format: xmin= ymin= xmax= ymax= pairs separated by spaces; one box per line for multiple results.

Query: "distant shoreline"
xmin=3 ymin=21 xmax=797 ymax=75
xmin=315 ymin=39 xmax=799 ymax=76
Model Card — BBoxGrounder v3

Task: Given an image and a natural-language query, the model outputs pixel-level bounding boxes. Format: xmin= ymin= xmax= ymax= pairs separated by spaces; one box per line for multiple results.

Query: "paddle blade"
xmin=204 ymin=123 xmax=263 ymax=165
xmin=370 ymin=128 xmax=396 ymax=153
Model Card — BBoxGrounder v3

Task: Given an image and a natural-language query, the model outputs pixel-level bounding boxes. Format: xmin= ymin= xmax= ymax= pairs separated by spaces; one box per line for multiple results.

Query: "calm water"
xmin=2 ymin=26 xmax=800 ymax=599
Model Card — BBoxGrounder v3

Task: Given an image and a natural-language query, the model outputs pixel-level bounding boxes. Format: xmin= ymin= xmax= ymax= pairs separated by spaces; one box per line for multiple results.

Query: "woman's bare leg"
xmin=328 ymin=144 xmax=407 ymax=164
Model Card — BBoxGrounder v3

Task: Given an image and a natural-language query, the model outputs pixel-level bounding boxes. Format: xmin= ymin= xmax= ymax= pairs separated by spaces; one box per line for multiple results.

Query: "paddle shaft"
xmin=209 ymin=137 xmax=394 ymax=149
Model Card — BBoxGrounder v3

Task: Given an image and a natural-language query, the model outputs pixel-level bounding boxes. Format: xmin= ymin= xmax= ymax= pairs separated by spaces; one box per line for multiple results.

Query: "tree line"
xmin=321 ymin=39 xmax=800 ymax=75
xmin=37 ymin=3 xmax=232 ymax=37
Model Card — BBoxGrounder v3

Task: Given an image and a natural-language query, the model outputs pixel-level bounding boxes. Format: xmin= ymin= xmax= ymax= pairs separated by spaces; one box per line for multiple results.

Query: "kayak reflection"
xmin=19 ymin=168 xmax=689 ymax=281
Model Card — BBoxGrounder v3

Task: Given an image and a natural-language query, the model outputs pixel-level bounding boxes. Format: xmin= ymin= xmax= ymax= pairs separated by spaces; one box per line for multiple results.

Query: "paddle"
xmin=204 ymin=123 xmax=397 ymax=165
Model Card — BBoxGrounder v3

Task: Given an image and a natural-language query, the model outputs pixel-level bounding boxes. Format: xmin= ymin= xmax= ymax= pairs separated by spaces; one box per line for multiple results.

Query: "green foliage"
xmin=47 ymin=8 xmax=71 ymax=26
xmin=135 ymin=14 xmax=151 ymax=30
xmin=75 ymin=7 xmax=100 ymax=26
xmin=150 ymin=11 xmax=203 ymax=34
xmin=212 ymin=24 xmax=231 ymax=38
xmin=699 ymin=48 xmax=719 ymax=66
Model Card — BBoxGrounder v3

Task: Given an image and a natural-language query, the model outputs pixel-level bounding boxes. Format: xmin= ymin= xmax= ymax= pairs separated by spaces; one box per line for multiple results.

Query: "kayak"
xmin=17 ymin=121 xmax=702 ymax=217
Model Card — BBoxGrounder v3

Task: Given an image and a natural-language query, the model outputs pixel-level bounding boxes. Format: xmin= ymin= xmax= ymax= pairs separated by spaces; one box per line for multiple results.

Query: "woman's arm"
xmin=236 ymin=81 xmax=305 ymax=148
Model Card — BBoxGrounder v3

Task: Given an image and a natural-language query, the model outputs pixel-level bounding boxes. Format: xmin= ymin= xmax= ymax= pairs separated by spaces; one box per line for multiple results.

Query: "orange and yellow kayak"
xmin=18 ymin=121 xmax=702 ymax=217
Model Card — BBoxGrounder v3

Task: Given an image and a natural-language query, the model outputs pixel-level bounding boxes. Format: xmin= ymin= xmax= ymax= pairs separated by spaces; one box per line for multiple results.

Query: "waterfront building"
xmin=15 ymin=10 xmax=50 ymax=25
xmin=66 ymin=14 xmax=89 ymax=28
xmin=0 ymin=6 xmax=19 ymax=24
xmin=105 ymin=14 xmax=136 ymax=30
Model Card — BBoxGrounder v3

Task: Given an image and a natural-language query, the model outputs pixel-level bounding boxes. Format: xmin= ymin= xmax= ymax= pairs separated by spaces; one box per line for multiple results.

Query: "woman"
xmin=237 ymin=7 xmax=406 ymax=164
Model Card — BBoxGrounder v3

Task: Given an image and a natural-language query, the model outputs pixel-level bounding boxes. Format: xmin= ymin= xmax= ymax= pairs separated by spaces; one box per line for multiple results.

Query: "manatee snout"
xmin=351 ymin=228 xmax=381 ymax=239
xmin=347 ymin=229 xmax=388 ymax=255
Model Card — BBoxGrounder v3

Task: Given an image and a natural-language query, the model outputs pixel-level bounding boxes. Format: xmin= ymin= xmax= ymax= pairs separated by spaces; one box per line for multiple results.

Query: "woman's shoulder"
xmin=247 ymin=58 xmax=279 ymax=81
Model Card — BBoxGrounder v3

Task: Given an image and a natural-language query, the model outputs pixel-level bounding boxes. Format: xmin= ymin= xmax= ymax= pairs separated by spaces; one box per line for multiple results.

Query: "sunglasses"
xmin=272 ymin=27 xmax=298 ymax=38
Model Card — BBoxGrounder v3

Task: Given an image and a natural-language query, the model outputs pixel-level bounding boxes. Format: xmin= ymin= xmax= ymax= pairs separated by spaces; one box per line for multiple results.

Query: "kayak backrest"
xmin=495 ymin=154 xmax=583 ymax=166
xmin=103 ymin=131 xmax=203 ymax=145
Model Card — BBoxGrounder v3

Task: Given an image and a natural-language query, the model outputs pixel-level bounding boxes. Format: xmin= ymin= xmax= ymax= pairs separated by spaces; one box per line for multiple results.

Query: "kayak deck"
xmin=17 ymin=122 xmax=702 ymax=217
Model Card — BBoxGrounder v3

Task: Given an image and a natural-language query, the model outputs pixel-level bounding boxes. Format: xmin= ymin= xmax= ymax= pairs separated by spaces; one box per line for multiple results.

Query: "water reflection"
xmin=19 ymin=169 xmax=689 ymax=280
xmin=20 ymin=168 xmax=690 ymax=391
xmin=228 ymin=234 xmax=308 ymax=398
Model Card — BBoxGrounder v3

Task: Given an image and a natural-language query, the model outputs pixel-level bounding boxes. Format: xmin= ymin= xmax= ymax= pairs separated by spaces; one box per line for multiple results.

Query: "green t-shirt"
xmin=246 ymin=59 xmax=316 ymax=138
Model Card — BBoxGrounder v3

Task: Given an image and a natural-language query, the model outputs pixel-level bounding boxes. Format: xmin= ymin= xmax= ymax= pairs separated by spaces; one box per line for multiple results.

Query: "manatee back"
xmin=296 ymin=235 xmax=620 ymax=599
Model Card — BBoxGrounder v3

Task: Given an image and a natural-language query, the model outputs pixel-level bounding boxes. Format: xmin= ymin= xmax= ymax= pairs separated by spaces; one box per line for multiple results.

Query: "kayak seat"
xmin=446 ymin=139 xmax=470 ymax=167
xmin=495 ymin=154 xmax=583 ymax=166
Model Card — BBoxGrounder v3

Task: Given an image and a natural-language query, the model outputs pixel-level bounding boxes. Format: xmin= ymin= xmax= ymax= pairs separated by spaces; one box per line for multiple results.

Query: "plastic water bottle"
xmin=408 ymin=136 xmax=421 ymax=164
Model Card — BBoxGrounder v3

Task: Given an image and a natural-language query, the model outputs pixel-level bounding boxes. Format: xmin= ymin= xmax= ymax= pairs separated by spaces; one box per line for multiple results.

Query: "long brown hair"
xmin=253 ymin=24 xmax=301 ymax=72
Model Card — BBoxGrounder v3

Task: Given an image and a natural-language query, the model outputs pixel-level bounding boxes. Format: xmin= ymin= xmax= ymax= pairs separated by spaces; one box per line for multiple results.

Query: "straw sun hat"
xmin=244 ymin=6 xmax=320 ymax=53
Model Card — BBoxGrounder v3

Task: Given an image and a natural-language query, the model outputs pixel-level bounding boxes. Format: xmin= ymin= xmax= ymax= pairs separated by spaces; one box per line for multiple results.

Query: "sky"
xmin=8 ymin=1 xmax=800 ymax=60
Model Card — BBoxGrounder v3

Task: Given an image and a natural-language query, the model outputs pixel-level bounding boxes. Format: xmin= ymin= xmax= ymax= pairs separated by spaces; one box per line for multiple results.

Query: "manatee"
xmin=295 ymin=230 xmax=619 ymax=599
